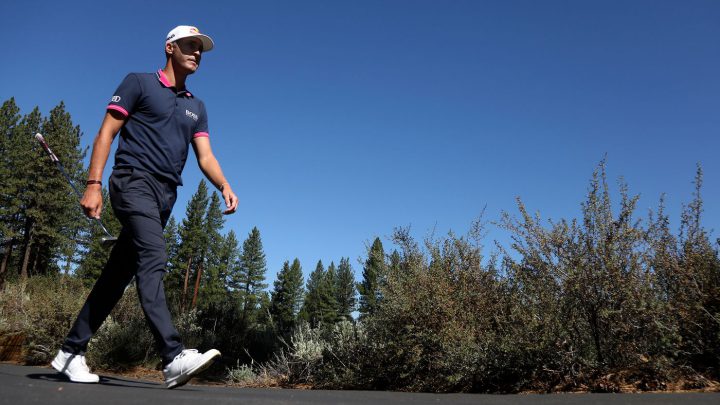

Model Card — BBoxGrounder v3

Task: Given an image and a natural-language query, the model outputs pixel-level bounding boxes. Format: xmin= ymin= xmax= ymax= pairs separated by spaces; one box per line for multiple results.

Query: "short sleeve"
xmin=193 ymin=101 xmax=209 ymax=138
xmin=107 ymin=74 xmax=141 ymax=117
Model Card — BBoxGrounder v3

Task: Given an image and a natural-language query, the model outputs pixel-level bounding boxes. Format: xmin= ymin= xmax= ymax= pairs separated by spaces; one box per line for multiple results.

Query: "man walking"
xmin=51 ymin=25 xmax=238 ymax=389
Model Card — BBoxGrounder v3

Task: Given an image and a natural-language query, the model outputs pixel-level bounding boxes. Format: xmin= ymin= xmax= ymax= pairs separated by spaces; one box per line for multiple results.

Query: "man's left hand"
xmin=222 ymin=185 xmax=238 ymax=215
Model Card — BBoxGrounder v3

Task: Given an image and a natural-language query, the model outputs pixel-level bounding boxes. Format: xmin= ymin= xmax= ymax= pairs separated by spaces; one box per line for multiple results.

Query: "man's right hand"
xmin=81 ymin=110 xmax=125 ymax=219
xmin=81 ymin=185 xmax=103 ymax=219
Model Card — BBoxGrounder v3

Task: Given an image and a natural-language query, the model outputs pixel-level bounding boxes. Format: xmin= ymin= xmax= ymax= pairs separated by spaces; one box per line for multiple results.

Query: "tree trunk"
xmin=20 ymin=219 xmax=34 ymax=281
xmin=590 ymin=305 xmax=604 ymax=366
xmin=239 ymin=281 xmax=253 ymax=329
xmin=191 ymin=263 xmax=203 ymax=309
xmin=20 ymin=238 xmax=32 ymax=281
xmin=0 ymin=241 xmax=14 ymax=288
xmin=31 ymin=245 xmax=40 ymax=277
xmin=182 ymin=257 xmax=192 ymax=312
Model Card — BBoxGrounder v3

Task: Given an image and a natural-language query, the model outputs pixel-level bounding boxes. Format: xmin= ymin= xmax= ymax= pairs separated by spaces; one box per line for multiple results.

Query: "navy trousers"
xmin=62 ymin=168 xmax=183 ymax=365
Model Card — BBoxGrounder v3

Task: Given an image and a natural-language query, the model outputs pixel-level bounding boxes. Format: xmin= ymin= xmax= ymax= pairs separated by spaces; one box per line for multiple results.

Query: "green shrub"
xmin=0 ymin=275 xmax=88 ymax=365
xmin=226 ymin=362 xmax=257 ymax=385
xmin=314 ymin=320 xmax=368 ymax=388
xmin=358 ymin=225 xmax=518 ymax=392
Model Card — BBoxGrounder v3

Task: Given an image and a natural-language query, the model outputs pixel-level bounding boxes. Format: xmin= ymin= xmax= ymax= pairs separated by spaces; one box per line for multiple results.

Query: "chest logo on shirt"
xmin=111 ymin=96 xmax=121 ymax=103
xmin=185 ymin=109 xmax=199 ymax=121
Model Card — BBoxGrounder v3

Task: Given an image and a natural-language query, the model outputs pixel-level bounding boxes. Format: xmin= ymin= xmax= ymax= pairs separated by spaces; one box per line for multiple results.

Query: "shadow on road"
xmin=26 ymin=371 xmax=163 ymax=389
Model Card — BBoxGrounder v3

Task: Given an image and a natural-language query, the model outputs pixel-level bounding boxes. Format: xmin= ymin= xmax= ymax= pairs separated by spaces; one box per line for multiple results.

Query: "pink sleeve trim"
xmin=107 ymin=104 xmax=129 ymax=117
xmin=193 ymin=132 xmax=209 ymax=138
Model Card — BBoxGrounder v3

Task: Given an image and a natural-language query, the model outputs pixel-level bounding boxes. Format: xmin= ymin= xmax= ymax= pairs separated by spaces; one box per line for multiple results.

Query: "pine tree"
xmin=300 ymin=260 xmax=323 ymax=327
xmin=175 ymin=180 xmax=209 ymax=311
xmin=0 ymin=98 xmax=22 ymax=285
xmin=200 ymin=228 xmax=237 ymax=311
xmin=220 ymin=230 xmax=240 ymax=288
xmin=195 ymin=230 xmax=239 ymax=352
xmin=326 ymin=261 xmax=338 ymax=306
xmin=335 ymin=257 xmax=356 ymax=321
xmin=162 ymin=215 xmax=184 ymax=309
xmin=301 ymin=260 xmax=338 ymax=327
xmin=389 ymin=249 xmax=402 ymax=273
xmin=357 ymin=237 xmax=386 ymax=318
xmin=230 ymin=227 xmax=268 ymax=326
xmin=194 ymin=192 xmax=225 ymax=309
xmin=270 ymin=259 xmax=305 ymax=337
xmin=164 ymin=215 xmax=180 ymax=272
xmin=16 ymin=103 xmax=86 ymax=278
xmin=41 ymin=103 xmax=87 ymax=276
xmin=14 ymin=106 xmax=58 ymax=280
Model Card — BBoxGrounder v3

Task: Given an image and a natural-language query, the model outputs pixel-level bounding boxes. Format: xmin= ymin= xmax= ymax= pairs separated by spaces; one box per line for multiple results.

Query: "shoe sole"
xmin=166 ymin=349 xmax=221 ymax=389
xmin=51 ymin=357 xmax=100 ymax=384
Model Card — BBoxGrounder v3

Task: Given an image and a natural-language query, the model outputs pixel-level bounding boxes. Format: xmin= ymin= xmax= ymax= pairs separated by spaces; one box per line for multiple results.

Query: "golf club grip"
xmin=34 ymin=133 xmax=59 ymax=162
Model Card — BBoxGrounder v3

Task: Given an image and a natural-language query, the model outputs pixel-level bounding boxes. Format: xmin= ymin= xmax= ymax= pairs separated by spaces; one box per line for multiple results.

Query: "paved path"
xmin=0 ymin=363 xmax=717 ymax=404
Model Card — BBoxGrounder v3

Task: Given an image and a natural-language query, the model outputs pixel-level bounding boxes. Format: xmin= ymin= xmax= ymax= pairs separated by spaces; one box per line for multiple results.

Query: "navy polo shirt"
xmin=107 ymin=69 xmax=209 ymax=186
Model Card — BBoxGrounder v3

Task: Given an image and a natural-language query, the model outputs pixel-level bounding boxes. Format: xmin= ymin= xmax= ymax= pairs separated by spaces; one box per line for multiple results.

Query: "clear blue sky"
xmin=3 ymin=0 xmax=719 ymax=283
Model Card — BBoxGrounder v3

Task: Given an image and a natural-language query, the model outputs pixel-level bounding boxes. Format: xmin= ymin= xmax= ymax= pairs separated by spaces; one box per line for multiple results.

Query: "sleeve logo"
xmin=111 ymin=96 xmax=121 ymax=103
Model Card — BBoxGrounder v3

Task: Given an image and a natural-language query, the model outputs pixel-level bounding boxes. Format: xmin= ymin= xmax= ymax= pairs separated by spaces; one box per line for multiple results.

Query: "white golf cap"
xmin=165 ymin=25 xmax=214 ymax=52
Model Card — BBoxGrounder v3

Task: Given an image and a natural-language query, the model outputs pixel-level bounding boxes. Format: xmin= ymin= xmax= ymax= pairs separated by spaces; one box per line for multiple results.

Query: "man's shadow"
xmin=27 ymin=371 xmax=164 ymax=390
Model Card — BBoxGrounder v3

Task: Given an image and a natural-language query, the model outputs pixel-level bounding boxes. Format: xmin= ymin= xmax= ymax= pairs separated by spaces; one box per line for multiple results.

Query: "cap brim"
xmin=192 ymin=34 xmax=214 ymax=52
xmin=169 ymin=33 xmax=214 ymax=52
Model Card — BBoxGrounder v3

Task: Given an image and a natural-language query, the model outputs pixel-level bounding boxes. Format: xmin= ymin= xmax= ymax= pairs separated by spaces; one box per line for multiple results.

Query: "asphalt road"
xmin=0 ymin=363 xmax=717 ymax=405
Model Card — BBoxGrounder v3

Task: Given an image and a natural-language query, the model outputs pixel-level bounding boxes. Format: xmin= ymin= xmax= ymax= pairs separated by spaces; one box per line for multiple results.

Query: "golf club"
xmin=34 ymin=133 xmax=118 ymax=247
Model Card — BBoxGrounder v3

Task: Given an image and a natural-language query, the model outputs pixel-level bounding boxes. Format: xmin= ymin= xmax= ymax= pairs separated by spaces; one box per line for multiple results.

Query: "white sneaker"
xmin=51 ymin=350 xmax=100 ymax=383
xmin=163 ymin=349 xmax=221 ymax=389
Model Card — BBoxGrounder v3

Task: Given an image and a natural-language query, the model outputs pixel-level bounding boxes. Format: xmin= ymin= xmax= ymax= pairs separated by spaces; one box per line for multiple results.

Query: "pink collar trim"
xmin=156 ymin=69 xmax=192 ymax=97
xmin=156 ymin=69 xmax=172 ymax=87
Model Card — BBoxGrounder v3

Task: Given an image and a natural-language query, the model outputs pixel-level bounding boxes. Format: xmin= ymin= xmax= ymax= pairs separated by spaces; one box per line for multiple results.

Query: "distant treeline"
xmin=1 ymin=98 xmax=718 ymax=393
